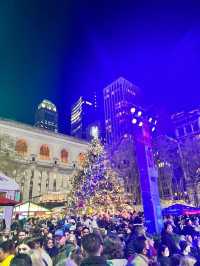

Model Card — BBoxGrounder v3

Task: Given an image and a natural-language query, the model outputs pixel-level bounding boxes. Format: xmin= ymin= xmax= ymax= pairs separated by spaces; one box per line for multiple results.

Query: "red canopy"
xmin=0 ymin=197 xmax=19 ymax=206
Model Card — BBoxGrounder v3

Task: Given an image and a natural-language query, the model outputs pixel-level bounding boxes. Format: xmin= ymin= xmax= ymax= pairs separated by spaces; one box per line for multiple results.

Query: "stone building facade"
xmin=109 ymin=135 xmax=141 ymax=204
xmin=171 ymin=108 xmax=200 ymax=206
xmin=0 ymin=119 xmax=88 ymax=204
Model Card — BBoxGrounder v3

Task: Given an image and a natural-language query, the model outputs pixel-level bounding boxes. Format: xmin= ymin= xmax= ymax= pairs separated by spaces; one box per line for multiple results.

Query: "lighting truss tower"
xmin=131 ymin=106 xmax=163 ymax=234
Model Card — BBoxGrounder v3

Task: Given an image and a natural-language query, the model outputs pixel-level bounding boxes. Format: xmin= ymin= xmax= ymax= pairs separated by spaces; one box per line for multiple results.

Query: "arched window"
xmin=61 ymin=149 xmax=68 ymax=163
xmin=40 ymin=144 xmax=50 ymax=160
xmin=15 ymin=139 xmax=28 ymax=156
xmin=78 ymin=152 xmax=86 ymax=165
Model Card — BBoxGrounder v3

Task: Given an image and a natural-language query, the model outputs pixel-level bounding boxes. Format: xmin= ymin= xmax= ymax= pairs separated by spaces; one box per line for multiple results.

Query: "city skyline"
xmin=0 ymin=75 xmax=199 ymax=138
xmin=0 ymin=1 xmax=200 ymax=134
xmin=70 ymin=96 xmax=98 ymax=140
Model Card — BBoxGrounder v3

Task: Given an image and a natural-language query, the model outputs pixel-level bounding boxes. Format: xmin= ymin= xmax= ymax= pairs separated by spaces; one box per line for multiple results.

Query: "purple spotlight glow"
xmin=148 ymin=117 xmax=153 ymax=123
xmin=137 ymin=111 xmax=142 ymax=117
xmin=131 ymin=107 xmax=136 ymax=114
xmin=152 ymin=127 xmax=156 ymax=132
xmin=132 ymin=118 xmax=137 ymax=124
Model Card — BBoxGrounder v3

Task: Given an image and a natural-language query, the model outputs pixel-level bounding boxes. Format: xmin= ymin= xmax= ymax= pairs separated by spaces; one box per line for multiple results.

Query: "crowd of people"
xmin=0 ymin=211 xmax=200 ymax=266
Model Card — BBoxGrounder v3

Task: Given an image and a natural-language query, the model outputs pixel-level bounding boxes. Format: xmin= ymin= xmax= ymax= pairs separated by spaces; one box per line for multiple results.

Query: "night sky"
xmin=0 ymin=0 xmax=199 ymax=134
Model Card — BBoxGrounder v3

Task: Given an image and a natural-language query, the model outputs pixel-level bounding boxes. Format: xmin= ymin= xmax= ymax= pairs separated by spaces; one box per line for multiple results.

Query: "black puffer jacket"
xmin=80 ymin=256 xmax=108 ymax=266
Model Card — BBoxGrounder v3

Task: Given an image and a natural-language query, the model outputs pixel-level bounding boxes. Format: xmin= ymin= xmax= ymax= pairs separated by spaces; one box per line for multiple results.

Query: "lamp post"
xmin=130 ymin=106 xmax=163 ymax=234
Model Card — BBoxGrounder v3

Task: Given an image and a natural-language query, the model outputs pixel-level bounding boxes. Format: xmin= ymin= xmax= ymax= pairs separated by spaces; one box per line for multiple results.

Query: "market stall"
xmin=14 ymin=201 xmax=51 ymax=218
xmin=162 ymin=203 xmax=200 ymax=216
xmin=0 ymin=172 xmax=20 ymax=229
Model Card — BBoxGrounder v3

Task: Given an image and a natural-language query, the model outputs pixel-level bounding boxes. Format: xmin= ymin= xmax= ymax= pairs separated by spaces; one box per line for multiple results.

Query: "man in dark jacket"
xmin=161 ymin=222 xmax=179 ymax=256
xmin=81 ymin=233 xmax=108 ymax=266
xmin=182 ymin=219 xmax=196 ymax=237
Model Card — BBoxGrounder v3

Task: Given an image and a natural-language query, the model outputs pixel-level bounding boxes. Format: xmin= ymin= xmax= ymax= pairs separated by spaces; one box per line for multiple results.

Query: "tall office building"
xmin=71 ymin=96 xmax=99 ymax=140
xmin=171 ymin=108 xmax=200 ymax=139
xmin=103 ymin=77 xmax=138 ymax=146
xmin=35 ymin=99 xmax=58 ymax=133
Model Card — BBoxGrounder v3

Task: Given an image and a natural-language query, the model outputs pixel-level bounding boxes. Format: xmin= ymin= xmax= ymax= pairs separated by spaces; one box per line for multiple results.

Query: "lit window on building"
xmin=61 ymin=149 xmax=68 ymax=163
xmin=40 ymin=144 xmax=50 ymax=160
xmin=15 ymin=139 xmax=28 ymax=156
xmin=78 ymin=153 xmax=86 ymax=165
xmin=158 ymin=162 xmax=165 ymax=168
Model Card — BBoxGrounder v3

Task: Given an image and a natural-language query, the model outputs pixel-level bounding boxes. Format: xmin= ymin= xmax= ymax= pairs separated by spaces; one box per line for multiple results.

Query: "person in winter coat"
xmin=161 ymin=223 xmax=179 ymax=255
xmin=80 ymin=233 xmax=108 ymax=266
xmin=10 ymin=254 xmax=32 ymax=266
xmin=45 ymin=239 xmax=59 ymax=262
xmin=182 ymin=220 xmax=196 ymax=238
xmin=0 ymin=241 xmax=15 ymax=266
xmin=125 ymin=225 xmax=146 ymax=259
xmin=157 ymin=245 xmax=171 ymax=266
xmin=129 ymin=236 xmax=149 ymax=266
xmin=103 ymin=235 xmax=127 ymax=266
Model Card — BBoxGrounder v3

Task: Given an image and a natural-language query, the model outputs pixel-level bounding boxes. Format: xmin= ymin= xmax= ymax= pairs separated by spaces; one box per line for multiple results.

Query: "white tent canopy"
xmin=14 ymin=201 xmax=50 ymax=214
xmin=0 ymin=172 xmax=20 ymax=191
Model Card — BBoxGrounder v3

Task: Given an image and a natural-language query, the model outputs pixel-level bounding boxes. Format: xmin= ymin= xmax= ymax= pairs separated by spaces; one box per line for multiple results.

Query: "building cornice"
xmin=0 ymin=118 xmax=88 ymax=146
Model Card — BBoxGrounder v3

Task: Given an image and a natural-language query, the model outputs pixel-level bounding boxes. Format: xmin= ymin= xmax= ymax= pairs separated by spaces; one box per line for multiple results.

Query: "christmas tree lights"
xmin=68 ymin=138 xmax=128 ymax=213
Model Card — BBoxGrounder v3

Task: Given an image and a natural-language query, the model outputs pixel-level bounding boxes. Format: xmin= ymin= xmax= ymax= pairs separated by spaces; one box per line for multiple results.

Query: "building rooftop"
xmin=0 ymin=117 xmax=88 ymax=145
xmin=171 ymin=107 xmax=200 ymax=121
xmin=103 ymin=77 xmax=138 ymax=95
xmin=38 ymin=99 xmax=57 ymax=112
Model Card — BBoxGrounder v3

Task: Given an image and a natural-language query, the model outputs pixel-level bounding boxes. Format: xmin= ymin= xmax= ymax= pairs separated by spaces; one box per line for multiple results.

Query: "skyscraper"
xmin=103 ymin=77 xmax=138 ymax=146
xmin=35 ymin=99 xmax=58 ymax=132
xmin=71 ymin=96 xmax=99 ymax=140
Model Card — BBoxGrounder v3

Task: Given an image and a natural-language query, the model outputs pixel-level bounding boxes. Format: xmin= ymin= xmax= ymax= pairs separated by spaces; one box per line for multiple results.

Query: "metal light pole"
xmin=131 ymin=108 xmax=163 ymax=234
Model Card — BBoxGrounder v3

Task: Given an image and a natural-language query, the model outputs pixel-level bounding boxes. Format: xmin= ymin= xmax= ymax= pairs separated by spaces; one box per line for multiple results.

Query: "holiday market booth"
xmin=14 ymin=201 xmax=52 ymax=218
xmin=0 ymin=172 xmax=20 ymax=229
xmin=162 ymin=203 xmax=200 ymax=216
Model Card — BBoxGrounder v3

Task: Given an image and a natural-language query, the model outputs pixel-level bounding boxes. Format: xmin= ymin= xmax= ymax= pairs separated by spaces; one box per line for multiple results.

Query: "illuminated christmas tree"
xmin=68 ymin=138 xmax=129 ymax=213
